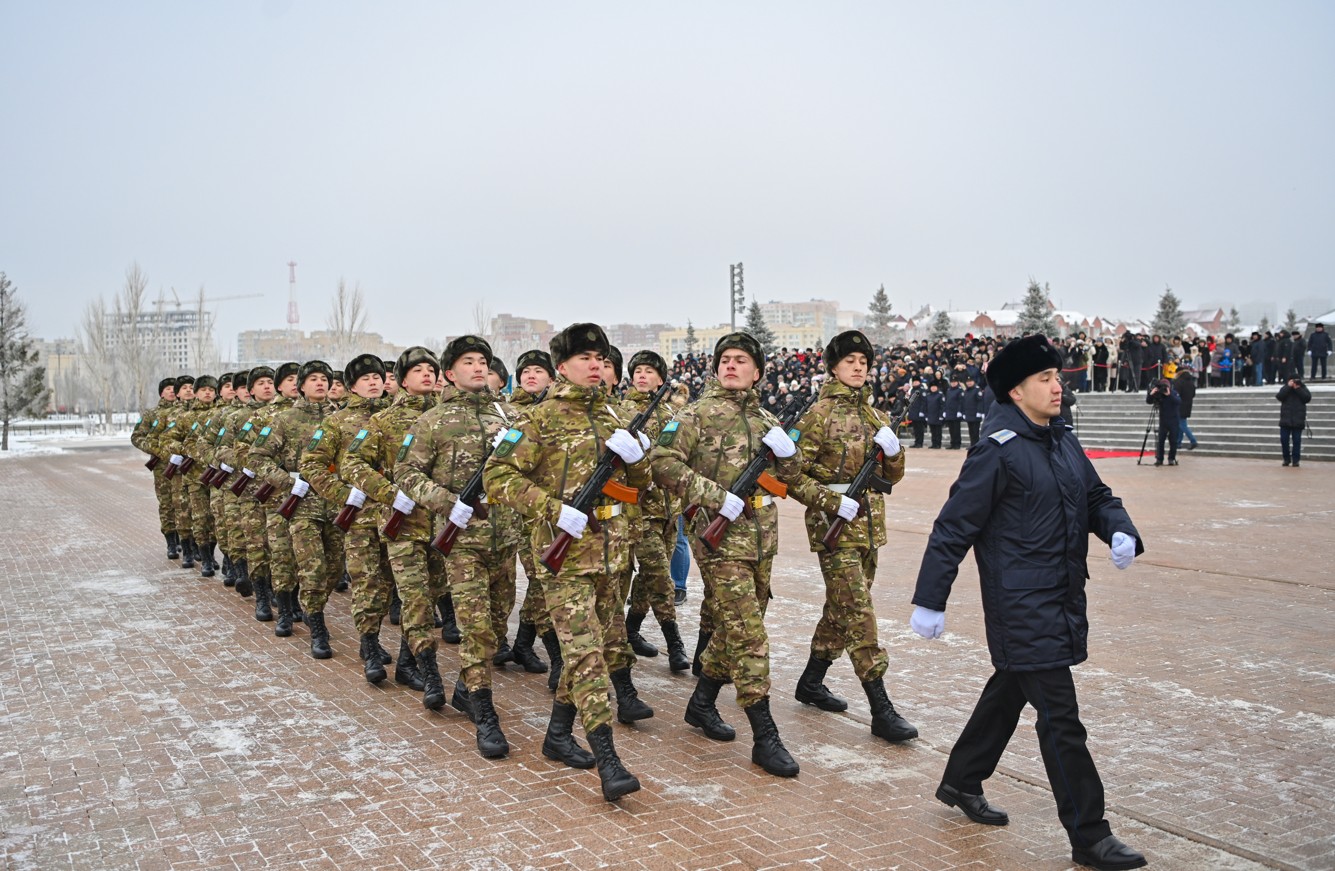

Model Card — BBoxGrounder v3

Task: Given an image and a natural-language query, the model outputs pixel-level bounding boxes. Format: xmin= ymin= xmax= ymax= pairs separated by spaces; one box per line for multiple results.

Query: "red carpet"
xmin=1084 ymin=449 xmax=1142 ymax=459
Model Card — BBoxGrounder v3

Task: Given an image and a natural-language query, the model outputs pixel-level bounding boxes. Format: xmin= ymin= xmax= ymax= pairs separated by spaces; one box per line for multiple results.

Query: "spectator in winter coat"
xmin=944 ymin=376 xmax=965 ymax=449
xmin=1250 ymin=332 xmax=1268 ymax=386
xmin=1173 ymin=369 xmax=1198 ymax=451
xmin=1277 ymin=376 xmax=1311 ymax=466
xmin=1274 ymin=332 xmax=1293 ymax=384
xmin=907 ymin=383 xmax=927 ymax=448
xmin=961 ymin=375 xmax=985 ymax=447
xmin=1290 ymin=330 xmax=1307 ymax=381
xmin=924 ymin=382 xmax=946 ymax=449
xmin=1309 ymin=323 xmax=1331 ymax=380
xmin=1147 ymin=379 xmax=1182 ymax=466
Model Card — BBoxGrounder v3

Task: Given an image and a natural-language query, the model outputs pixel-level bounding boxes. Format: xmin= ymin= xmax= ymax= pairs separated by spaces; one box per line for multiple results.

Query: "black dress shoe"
xmin=1072 ymin=834 xmax=1147 ymax=870
xmin=673 ymin=588 xmax=687 ymax=606
xmin=934 ymin=783 xmax=1008 ymax=826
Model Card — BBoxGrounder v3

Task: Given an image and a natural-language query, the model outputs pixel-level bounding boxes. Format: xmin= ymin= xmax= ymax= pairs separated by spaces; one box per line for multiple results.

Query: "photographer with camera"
xmin=1277 ymin=375 xmax=1312 ymax=467
xmin=1146 ymin=378 xmax=1182 ymax=467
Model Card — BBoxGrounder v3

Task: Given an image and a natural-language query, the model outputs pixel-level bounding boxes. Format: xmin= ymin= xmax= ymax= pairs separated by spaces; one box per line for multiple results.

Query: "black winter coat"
xmin=912 ymin=402 xmax=1143 ymax=671
xmin=943 ymin=386 xmax=964 ymax=420
xmin=1309 ymin=330 xmax=1332 ymax=358
xmin=925 ymin=391 xmax=946 ymax=425
xmin=961 ymin=386 xmax=985 ymax=420
xmin=1173 ymin=374 xmax=1196 ymax=417
xmin=1277 ymin=382 xmax=1311 ymax=428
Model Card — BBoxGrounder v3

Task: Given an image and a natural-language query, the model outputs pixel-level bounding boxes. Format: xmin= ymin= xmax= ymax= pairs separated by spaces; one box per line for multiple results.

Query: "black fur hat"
xmin=174 ymin=375 xmax=195 ymax=392
xmin=394 ymin=346 xmax=441 ymax=385
xmin=441 ymin=335 xmax=494 ymax=373
xmin=986 ymin=335 xmax=1064 ymax=403
xmin=247 ymin=366 xmax=275 ymax=391
xmin=516 ymin=349 xmax=554 ymax=378
xmin=490 ymin=357 xmax=509 ymax=384
xmin=605 ymin=345 xmax=624 ymax=382
xmin=550 ymin=323 xmax=610 ymax=366
xmin=713 ymin=332 xmax=764 ymax=372
xmin=157 ymin=378 xmax=176 ymax=395
xmin=233 ymin=369 xmax=251 ymax=391
xmin=193 ymin=375 xmax=218 ymax=392
xmin=298 ymin=360 xmax=334 ymax=387
xmin=824 ymin=330 xmax=872 ymax=371
xmin=345 ymin=353 xmax=385 ymax=386
xmin=628 ymin=349 xmax=667 ymax=382
xmin=330 ymin=370 xmax=344 ymax=385
xmin=219 ymin=372 xmax=234 ymax=388
xmin=274 ymin=362 xmax=300 ymax=386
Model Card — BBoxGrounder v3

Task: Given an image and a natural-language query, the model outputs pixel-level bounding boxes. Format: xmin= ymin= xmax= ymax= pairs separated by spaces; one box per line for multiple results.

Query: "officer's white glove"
xmin=241 ymin=467 xmax=256 ymax=479
xmin=220 ymin=463 xmax=234 ymax=474
xmin=169 ymin=454 xmax=184 ymax=466
xmin=1110 ymin=532 xmax=1137 ymax=570
xmin=290 ymin=477 xmax=310 ymax=498
xmin=836 ymin=496 xmax=859 ymax=521
xmin=873 ymin=426 xmax=900 ymax=456
xmin=911 ymin=606 xmax=946 ymax=639
xmin=491 ymin=429 xmax=506 ymax=449
xmin=449 ymin=498 xmax=474 ymax=529
xmin=556 ymin=504 xmax=588 ymax=538
xmin=606 ymin=428 xmax=645 ymax=464
xmin=719 ymin=492 xmax=746 ymax=521
xmin=763 ymin=426 xmax=797 ymax=458
xmin=392 ymin=490 xmax=415 ymax=515
xmin=344 ymin=487 xmax=366 ymax=508
xmin=636 ymin=431 xmax=652 ymax=452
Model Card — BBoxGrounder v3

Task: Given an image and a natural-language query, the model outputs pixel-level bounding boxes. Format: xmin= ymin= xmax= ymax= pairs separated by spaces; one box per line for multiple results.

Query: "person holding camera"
xmin=1278 ymin=375 xmax=1312 ymax=467
xmin=1147 ymin=378 xmax=1181 ymax=466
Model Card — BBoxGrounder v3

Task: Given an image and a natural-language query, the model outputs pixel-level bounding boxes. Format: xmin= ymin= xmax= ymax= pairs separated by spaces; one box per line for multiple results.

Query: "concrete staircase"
xmin=1068 ymin=384 xmax=1335 ymax=462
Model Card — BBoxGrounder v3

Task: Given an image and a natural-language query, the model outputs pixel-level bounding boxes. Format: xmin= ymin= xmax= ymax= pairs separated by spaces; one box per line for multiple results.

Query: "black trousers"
xmin=911 ymin=420 xmax=926 ymax=447
xmin=947 ymin=420 xmax=962 ymax=449
xmin=941 ymin=667 xmax=1112 ymax=849
xmin=1156 ymin=421 xmax=1180 ymax=462
xmin=929 ymin=424 xmax=943 ymax=448
xmin=967 ymin=420 xmax=981 ymax=446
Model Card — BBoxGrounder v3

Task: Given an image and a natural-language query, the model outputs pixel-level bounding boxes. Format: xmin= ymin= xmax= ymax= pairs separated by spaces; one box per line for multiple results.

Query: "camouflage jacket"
xmin=396 ymin=385 xmax=521 ymax=549
xmin=299 ymin=394 xmax=390 ymax=529
xmin=649 ymin=379 xmax=801 ymax=563
xmin=211 ymin=399 xmax=254 ymax=473
xmin=249 ymin=397 xmax=337 ymax=515
xmin=623 ymin=385 xmax=690 ymax=523
xmin=483 ymin=378 xmax=650 ymax=577
xmin=149 ymin=400 xmax=188 ymax=462
xmin=190 ymin=401 xmax=224 ymax=470
xmin=131 ymin=399 xmax=171 ymax=457
xmin=787 ymin=379 xmax=906 ymax=552
xmin=340 ymin=391 xmax=436 ymax=538
xmin=163 ymin=400 xmax=213 ymax=473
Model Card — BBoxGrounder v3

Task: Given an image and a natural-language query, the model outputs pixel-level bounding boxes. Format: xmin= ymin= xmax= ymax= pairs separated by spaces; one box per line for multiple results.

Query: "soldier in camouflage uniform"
xmin=204 ymin=374 xmax=235 ymax=584
xmin=162 ymin=375 xmax=197 ymax=568
xmin=396 ymin=336 xmax=518 ymax=758
xmin=249 ymin=362 xmax=301 ymax=635
xmin=341 ymin=347 xmax=440 ymax=698
xmin=185 ymin=375 xmax=220 ymax=578
xmin=784 ymin=330 xmax=918 ymax=744
xmin=622 ymin=350 xmax=692 ymax=672
xmin=300 ymin=353 xmax=393 ymax=682
xmin=210 ymin=370 xmax=248 ymax=593
xmin=485 ymin=323 xmax=651 ymax=802
xmin=507 ymin=349 xmax=558 ymax=683
xmin=649 ymin=331 xmax=803 ymax=778
xmin=130 ymin=377 xmax=179 ymax=559
xmin=226 ymin=367 xmax=278 ymax=619
xmin=249 ymin=360 xmax=340 ymax=659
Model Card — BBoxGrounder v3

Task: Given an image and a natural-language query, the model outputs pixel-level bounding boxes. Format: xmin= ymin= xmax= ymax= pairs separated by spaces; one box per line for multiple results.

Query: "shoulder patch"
xmin=307 ymin=429 xmax=324 ymax=452
xmin=988 ymin=429 xmax=1017 ymax=445
xmin=493 ymin=427 xmax=524 ymax=458
xmin=214 ymin=426 xmax=226 ymax=445
xmin=349 ymin=428 xmax=368 ymax=454
xmin=395 ymin=432 xmax=414 ymax=464
xmin=254 ymin=425 xmax=271 ymax=447
xmin=190 ymin=422 xmax=199 ymax=432
xmin=241 ymin=422 xmax=253 ymax=432
xmin=167 ymin=421 xmax=176 ymax=429
xmin=657 ymin=419 xmax=680 ymax=447
xmin=787 ymin=427 xmax=801 ymax=442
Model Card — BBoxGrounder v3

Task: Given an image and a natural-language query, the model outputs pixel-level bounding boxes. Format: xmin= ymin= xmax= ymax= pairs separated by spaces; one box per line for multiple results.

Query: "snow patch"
xmin=802 ymin=742 xmax=914 ymax=786
xmin=195 ymin=722 xmax=256 ymax=756
xmin=75 ymin=572 xmax=157 ymax=596
xmin=659 ymin=781 xmax=727 ymax=805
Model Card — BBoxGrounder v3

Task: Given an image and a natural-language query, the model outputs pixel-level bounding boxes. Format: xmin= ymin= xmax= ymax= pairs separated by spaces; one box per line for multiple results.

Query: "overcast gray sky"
xmin=3 ymin=1 xmax=1332 ymax=354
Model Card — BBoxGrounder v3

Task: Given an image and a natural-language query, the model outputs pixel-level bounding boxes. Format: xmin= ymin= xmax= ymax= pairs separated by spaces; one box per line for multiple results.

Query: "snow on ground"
xmin=0 ymin=429 xmax=135 ymax=459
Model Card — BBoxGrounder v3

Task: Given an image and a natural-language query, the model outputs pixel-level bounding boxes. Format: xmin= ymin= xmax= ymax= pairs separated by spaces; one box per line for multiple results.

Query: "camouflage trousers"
xmin=812 ymin=547 xmax=887 ymax=682
xmin=626 ymin=518 xmax=676 ymax=623
xmin=491 ymin=546 xmax=518 ymax=644
xmin=290 ymin=501 xmax=341 ymax=614
xmin=209 ymin=487 xmax=229 ymax=554
xmin=186 ymin=478 xmax=214 ymax=543
xmin=386 ymin=539 xmax=447 ymax=656
xmin=347 ymin=522 xmax=393 ymax=636
xmin=698 ymin=557 xmax=774 ymax=708
xmin=171 ymin=474 xmax=193 ymax=540
xmin=235 ymin=495 xmax=270 ymax=581
xmin=517 ymin=538 xmax=552 ymax=633
xmin=152 ymin=467 xmax=175 ymax=535
xmin=447 ymin=546 xmax=514 ymax=692
xmin=690 ymin=535 xmax=716 ymax=634
xmin=266 ymin=507 xmax=297 ymax=594
xmin=546 ymin=568 xmax=631 ymax=734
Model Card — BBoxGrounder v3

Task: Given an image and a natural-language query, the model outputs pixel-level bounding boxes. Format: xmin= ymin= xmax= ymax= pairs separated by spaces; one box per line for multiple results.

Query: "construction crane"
xmin=152 ymin=288 xmax=264 ymax=309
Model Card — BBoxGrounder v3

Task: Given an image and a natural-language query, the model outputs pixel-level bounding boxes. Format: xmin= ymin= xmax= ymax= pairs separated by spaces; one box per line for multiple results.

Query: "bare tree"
xmin=78 ymin=296 xmax=117 ymax=432
xmin=114 ymin=262 xmax=161 ymax=412
xmin=189 ymin=285 xmax=221 ymax=374
xmin=326 ymin=278 xmax=369 ymax=364
xmin=472 ymin=301 xmax=492 ymax=339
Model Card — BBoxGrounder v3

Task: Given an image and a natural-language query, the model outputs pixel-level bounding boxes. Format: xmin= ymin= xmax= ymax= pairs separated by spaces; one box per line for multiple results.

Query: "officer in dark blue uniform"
xmin=909 ymin=334 xmax=1148 ymax=871
xmin=960 ymin=374 xmax=985 ymax=447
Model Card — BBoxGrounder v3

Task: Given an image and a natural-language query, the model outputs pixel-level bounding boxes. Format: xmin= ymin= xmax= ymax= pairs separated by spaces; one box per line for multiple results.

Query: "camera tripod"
xmin=1137 ymin=404 xmax=1159 ymax=466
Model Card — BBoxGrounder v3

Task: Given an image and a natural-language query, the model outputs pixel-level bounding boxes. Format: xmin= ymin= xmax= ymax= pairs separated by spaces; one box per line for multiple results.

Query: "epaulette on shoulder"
xmin=988 ymin=429 xmax=1017 ymax=445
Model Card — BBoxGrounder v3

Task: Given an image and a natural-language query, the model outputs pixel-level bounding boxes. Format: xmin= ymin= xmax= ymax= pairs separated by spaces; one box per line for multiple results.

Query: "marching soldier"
xmin=131 ymin=377 xmax=179 ymax=560
xmin=785 ymin=330 xmax=918 ymax=743
xmin=206 ymin=373 xmax=236 ymax=584
xmin=250 ymin=362 xmax=302 ymax=635
xmin=212 ymin=369 xmax=253 ymax=595
xmin=224 ymin=367 xmax=278 ymax=618
xmin=649 ymin=331 xmax=803 ymax=778
xmin=485 ymin=323 xmax=651 ymax=802
xmin=341 ymin=347 xmax=441 ymax=698
xmin=185 ymin=374 xmax=220 ymax=578
xmin=163 ymin=375 xmax=198 ymax=568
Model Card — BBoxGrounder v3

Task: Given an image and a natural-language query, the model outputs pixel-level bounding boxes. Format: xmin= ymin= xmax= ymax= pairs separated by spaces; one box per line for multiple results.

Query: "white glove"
xmin=605 ymin=428 xmax=645 ymax=464
xmin=836 ymin=496 xmax=859 ymax=521
xmin=392 ymin=490 xmax=416 ymax=515
xmin=636 ymin=431 xmax=652 ymax=451
xmin=491 ymin=429 xmax=506 ymax=449
xmin=1110 ymin=532 xmax=1137 ymax=570
xmin=344 ymin=487 xmax=366 ymax=508
xmin=449 ymin=498 xmax=474 ymax=529
xmin=241 ymin=467 xmax=256 ymax=479
xmin=911 ymin=606 xmax=946 ymax=639
xmin=290 ymin=478 xmax=311 ymax=498
xmin=556 ymin=504 xmax=588 ymax=538
xmin=719 ymin=492 xmax=745 ymax=521
xmin=169 ymin=454 xmax=184 ymax=466
xmin=762 ymin=426 xmax=797 ymax=458
xmin=873 ymin=426 xmax=900 ymax=456
xmin=220 ymin=463 xmax=234 ymax=474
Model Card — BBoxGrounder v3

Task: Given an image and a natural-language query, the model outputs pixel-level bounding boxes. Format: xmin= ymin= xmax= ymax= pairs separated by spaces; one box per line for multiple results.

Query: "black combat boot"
xmin=743 ymin=697 xmax=799 ymax=777
xmin=542 ymin=629 xmax=563 ymax=693
xmin=610 ymin=667 xmax=653 ymax=723
xmin=234 ymin=558 xmax=254 ymax=598
xmin=389 ymin=587 xmax=402 ymax=625
xmin=492 ymin=634 xmax=513 ymax=666
xmin=449 ymin=679 xmax=473 ymax=720
xmin=625 ymin=610 xmax=659 ymax=657
xmin=470 ymin=688 xmax=509 ymax=758
xmin=685 ymin=674 xmax=736 ymax=741
xmin=198 ymin=541 xmax=216 ymax=578
xmin=251 ymin=572 xmax=273 ymax=621
xmin=510 ymin=622 xmax=548 ymax=673
xmin=863 ymin=678 xmax=918 ymax=742
xmin=274 ymin=589 xmax=295 ymax=637
xmin=586 ymin=724 xmax=641 ymax=802
xmin=795 ymin=653 xmax=848 ymax=712
xmin=437 ymin=594 xmax=460 ymax=644
xmin=542 ymin=701 xmax=595 ymax=769
xmin=692 ymin=630 xmax=712 ymax=676
xmin=221 ymin=554 xmax=235 ymax=587
xmin=417 ymin=648 xmax=446 ymax=710
xmin=180 ymin=537 xmax=196 ymax=569
xmin=660 ymin=620 xmax=690 ymax=672
xmin=307 ymin=612 xmax=332 ymax=659
xmin=360 ymin=633 xmax=387 ymax=684
xmin=165 ymin=532 xmax=180 ymax=560
xmin=335 ymin=569 xmax=349 ymax=593
xmin=291 ymin=586 xmax=305 ymax=626
xmin=394 ymin=637 xmax=424 ymax=691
